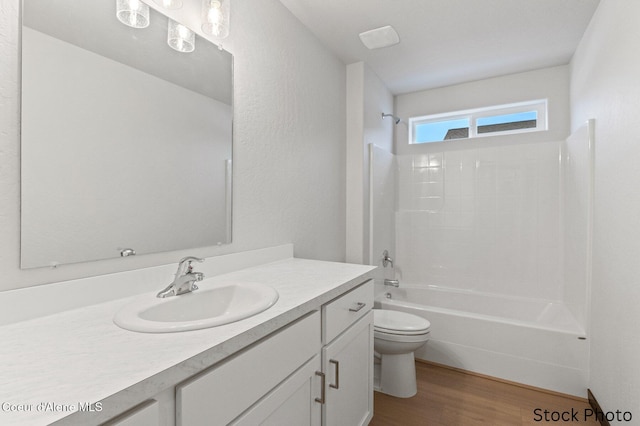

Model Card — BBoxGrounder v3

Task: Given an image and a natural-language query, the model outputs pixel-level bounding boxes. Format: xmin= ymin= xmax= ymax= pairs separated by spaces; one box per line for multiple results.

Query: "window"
xmin=409 ymin=100 xmax=547 ymax=144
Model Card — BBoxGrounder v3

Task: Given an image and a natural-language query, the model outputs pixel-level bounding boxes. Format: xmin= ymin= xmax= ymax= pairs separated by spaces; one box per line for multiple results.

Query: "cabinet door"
xmin=322 ymin=311 xmax=373 ymax=426
xmin=231 ymin=354 xmax=322 ymax=426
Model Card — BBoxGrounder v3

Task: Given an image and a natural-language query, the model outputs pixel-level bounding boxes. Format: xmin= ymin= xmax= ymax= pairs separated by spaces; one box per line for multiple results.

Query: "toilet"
xmin=373 ymin=309 xmax=431 ymax=398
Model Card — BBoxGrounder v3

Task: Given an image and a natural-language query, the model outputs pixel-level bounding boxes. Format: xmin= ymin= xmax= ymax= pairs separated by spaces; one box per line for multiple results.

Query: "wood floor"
xmin=370 ymin=362 xmax=599 ymax=426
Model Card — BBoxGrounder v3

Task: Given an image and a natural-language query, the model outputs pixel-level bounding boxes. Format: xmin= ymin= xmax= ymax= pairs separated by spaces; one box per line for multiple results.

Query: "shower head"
xmin=382 ymin=113 xmax=401 ymax=124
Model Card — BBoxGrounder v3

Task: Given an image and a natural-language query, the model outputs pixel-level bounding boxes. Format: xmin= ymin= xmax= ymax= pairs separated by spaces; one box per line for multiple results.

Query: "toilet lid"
xmin=374 ymin=309 xmax=430 ymax=335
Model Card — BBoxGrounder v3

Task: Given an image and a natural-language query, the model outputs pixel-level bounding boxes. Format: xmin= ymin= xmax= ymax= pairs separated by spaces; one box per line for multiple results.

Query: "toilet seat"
xmin=374 ymin=329 xmax=430 ymax=343
xmin=374 ymin=309 xmax=430 ymax=336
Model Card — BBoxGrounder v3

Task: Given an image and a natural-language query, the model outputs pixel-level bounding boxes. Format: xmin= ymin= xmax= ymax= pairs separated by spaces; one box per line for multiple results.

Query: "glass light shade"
xmin=168 ymin=20 xmax=195 ymax=53
xmin=153 ymin=0 xmax=183 ymax=10
xmin=116 ymin=0 xmax=150 ymax=28
xmin=201 ymin=0 xmax=230 ymax=39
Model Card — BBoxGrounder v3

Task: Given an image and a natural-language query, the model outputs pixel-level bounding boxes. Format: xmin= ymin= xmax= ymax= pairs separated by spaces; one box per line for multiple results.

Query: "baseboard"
xmin=587 ymin=389 xmax=611 ymax=426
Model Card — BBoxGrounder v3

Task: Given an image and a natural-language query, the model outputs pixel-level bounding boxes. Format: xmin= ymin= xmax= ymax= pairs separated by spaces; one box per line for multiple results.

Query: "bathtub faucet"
xmin=384 ymin=279 xmax=400 ymax=287
xmin=382 ymin=250 xmax=394 ymax=268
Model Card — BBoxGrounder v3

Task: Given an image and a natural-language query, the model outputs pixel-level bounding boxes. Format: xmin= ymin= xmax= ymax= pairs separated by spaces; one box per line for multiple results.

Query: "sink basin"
xmin=114 ymin=282 xmax=279 ymax=333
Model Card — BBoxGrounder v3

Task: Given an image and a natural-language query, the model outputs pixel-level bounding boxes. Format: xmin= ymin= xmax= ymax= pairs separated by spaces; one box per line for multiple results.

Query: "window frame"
xmin=408 ymin=99 xmax=548 ymax=144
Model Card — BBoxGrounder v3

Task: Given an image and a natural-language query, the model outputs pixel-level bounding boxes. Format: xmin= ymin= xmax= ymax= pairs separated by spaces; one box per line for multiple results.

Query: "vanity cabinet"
xmin=175 ymin=279 xmax=374 ymax=426
xmin=321 ymin=281 xmax=374 ymax=426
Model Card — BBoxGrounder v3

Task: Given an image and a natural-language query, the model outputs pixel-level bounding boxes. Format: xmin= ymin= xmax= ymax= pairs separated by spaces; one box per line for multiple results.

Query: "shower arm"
xmin=382 ymin=113 xmax=401 ymax=124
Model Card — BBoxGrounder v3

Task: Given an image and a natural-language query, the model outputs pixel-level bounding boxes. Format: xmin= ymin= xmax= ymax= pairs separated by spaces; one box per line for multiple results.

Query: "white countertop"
xmin=0 ymin=258 xmax=375 ymax=425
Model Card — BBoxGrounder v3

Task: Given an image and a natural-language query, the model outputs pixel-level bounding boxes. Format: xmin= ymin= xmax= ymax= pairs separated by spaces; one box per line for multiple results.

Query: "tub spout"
xmin=384 ymin=279 xmax=400 ymax=287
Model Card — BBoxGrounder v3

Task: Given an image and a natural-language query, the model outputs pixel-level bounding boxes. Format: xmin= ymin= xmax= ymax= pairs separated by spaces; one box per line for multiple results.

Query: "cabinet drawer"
xmin=322 ymin=280 xmax=373 ymax=344
xmin=176 ymin=310 xmax=321 ymax=426
xmin=104 ymin=400 xmax=159 ymax=426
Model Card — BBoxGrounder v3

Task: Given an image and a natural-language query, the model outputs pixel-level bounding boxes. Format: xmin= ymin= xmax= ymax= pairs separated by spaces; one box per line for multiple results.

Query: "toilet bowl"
xmin=374 ymin=309 xmax=430 ymax=398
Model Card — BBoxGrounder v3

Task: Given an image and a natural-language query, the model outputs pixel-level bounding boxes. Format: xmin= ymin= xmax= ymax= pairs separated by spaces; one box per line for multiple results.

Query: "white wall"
xmin=570 ymin=0 xmax=640 ymax=418
xmin=0 ymin=0 xmax=346 ymax=291
xmin=346 ymin=63 xmax=366 ymax=264
xmin=346 ymin=62 xmax=394 ymax=265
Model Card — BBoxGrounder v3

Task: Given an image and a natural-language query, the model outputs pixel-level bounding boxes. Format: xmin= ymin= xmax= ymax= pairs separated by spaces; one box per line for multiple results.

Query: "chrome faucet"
xmin=382 ymin=250 xmax=394 ymax=268
xmin=157 ymin=256 xmax=205 ymax=298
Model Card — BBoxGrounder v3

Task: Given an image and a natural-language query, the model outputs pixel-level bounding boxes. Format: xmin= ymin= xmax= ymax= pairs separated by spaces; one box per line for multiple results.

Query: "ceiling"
xmin=278 ymin=0 xmax=600 ymax=95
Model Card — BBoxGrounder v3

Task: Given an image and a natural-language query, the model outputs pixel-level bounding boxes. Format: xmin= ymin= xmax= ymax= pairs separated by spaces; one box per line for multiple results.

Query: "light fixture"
xmin=153 ymin=0 xmax=183 ymax=10
xmin=168 ymin=19 xmax=195 ymax=53
xmin=116 ymin=0 xmax=150 ymax=28
xmin=201 ymin=0 xmax=230 ymax=39
xmin=359 ymin=25 xmax=400 ymax=50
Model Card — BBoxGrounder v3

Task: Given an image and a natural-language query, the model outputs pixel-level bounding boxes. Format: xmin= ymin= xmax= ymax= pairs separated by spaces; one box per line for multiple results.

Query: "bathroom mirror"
xmin=20 ymin=0 xmax=233 ymax=269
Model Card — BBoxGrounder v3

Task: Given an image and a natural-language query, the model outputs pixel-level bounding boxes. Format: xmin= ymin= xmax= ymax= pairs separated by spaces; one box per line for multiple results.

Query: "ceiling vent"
xmin=358 ymin=25 xmax=400 ymax=50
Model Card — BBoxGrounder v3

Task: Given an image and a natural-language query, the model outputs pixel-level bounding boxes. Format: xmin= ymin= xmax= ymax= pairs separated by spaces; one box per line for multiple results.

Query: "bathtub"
xmin=375 ymin=285 xmax=589 ymax=397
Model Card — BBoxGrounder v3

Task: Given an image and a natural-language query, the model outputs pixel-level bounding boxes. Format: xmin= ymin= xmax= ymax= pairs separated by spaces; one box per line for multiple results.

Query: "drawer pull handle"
xmin=329 ymin=359 xmax=340 ymax=389
xmin=349 ymin=302 xmax=366 ymax=312
xmin=315 ymin=371 xmax=326 ymax=404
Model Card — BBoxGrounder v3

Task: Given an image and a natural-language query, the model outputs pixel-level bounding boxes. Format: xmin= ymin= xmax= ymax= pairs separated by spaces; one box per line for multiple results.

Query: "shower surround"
xmin=370 ymin=121 xmax=593 ymax=396
xmin=396 ymin=140 xmax=562 ymax=301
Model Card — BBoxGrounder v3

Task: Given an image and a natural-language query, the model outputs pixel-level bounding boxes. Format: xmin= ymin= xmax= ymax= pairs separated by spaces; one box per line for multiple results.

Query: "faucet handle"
xmin=179 ymin=256 xmax=204 ymax=265
xmin=382 ymin=250 xmax=394 ymax=268
xmin=175 ymin=256 xmax=205 ymax=277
